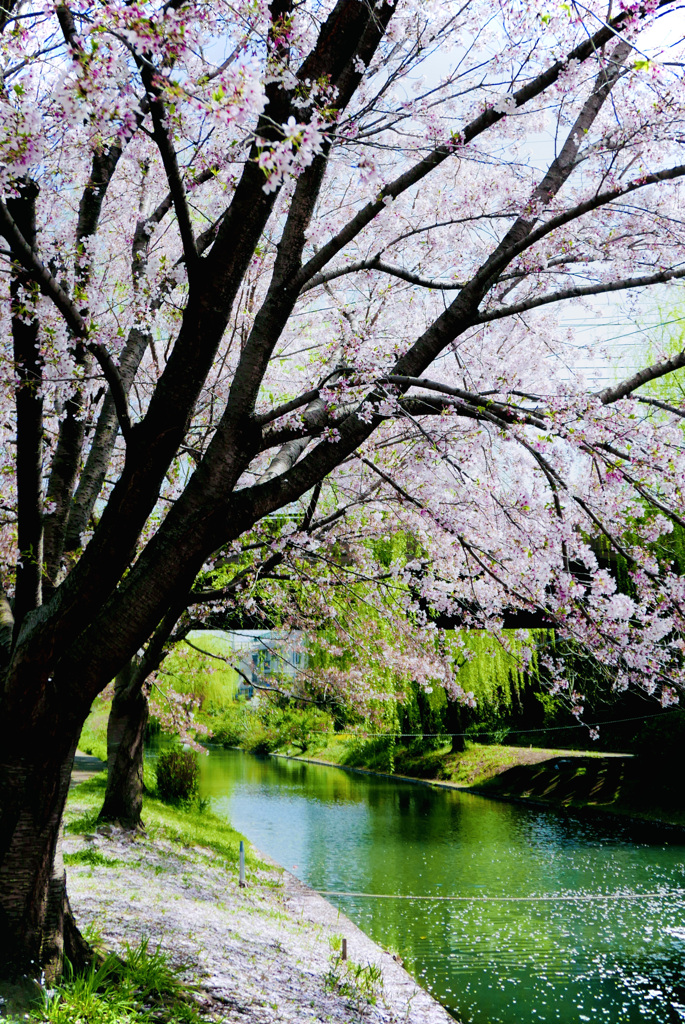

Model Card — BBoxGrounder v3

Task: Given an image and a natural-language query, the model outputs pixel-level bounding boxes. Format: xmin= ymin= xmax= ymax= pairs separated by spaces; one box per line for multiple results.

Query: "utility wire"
xmin=313 ymin=890 xmax=685 ymax=902
xmin=353 ymin=708 xmax=680 ymax=739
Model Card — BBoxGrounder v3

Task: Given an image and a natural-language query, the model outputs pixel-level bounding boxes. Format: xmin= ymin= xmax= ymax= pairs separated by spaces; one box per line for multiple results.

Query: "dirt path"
xmin=70 ymin=750 xmax=106 ymax=787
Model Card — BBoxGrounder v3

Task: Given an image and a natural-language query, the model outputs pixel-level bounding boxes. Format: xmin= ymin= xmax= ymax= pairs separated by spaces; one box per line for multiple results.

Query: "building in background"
xmin=217 ymin=629 xmax=306 ymax=699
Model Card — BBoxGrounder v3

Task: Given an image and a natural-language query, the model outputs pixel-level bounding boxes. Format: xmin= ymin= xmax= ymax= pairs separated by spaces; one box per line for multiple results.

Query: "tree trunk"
xmin=0 ymin=736 xmax=90 ymax=982
xmin=445 ymin=699 xmax=466 ymax=754
xmin=98 ymin=661 xmax=148 ymax=830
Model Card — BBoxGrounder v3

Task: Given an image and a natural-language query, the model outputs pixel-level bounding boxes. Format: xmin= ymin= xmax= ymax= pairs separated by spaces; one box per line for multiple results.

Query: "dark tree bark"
xmin=9 ymin=181 xmax=43 ymax=625
xmin=96 ymin=601 xmax=192 ymax=829
xmin=98 ymin=662 xmax=149 ymax=830
xmin=0 ymin=734 xmax=90 ymax=981
xmin=445 ymin=699 xmax=467 ymax=754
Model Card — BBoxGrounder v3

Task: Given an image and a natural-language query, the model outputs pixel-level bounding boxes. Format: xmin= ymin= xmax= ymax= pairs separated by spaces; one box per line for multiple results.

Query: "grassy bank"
xmin=77 ymin=698 xmax=109 ymax=763
xmin=273 ymin=731 xmax=614 ymax=785
xmin=65 ymin=771 xmax=265 ymax=870
xmin=3 ymin=762 xmax=453 ymax=1024
xmin=276 ymin=733 xmax=685 ymax=829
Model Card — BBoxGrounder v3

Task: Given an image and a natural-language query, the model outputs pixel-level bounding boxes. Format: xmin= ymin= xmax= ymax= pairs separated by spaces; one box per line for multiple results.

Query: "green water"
xmin=199 ymin=748 xmax=685 ymax=1023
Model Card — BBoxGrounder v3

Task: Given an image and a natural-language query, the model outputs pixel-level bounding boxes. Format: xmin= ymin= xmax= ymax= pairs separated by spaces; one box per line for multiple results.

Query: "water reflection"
xmin=196 ymin=748 xmax=685 ymax=1024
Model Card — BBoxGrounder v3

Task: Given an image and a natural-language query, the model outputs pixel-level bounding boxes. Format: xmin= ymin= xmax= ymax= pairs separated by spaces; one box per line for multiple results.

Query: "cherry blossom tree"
xmin=1 ymin=0 xmax=685 ymax=982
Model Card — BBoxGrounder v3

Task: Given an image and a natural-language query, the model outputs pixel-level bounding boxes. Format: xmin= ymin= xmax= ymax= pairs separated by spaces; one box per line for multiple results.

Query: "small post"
xmin=239 ymin=840 xmax=246 ymax=888
xmin=341 ymin=937 xmax=347 ymax=961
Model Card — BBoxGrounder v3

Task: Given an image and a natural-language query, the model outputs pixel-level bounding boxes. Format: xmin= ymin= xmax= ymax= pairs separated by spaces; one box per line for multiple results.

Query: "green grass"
xmin=78 ymin=697 xmax=109 ymax=763
xmin=65 ymin=771 xmax=271 ymax=875
xmin=25 ymin=937 xmax=204 ymax=1024
xmin=324 ymin=936 xmax=383 ymax=1008
xmin=296 ymin=734 xmax=615 ymax=787
xmin=63 ymin=849 xmax=122 ymax=868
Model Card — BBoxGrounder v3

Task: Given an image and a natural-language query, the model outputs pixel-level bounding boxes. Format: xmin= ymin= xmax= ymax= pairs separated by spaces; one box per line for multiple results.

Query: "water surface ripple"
xmin=198 ymin=748 xmax=685 ymax=1024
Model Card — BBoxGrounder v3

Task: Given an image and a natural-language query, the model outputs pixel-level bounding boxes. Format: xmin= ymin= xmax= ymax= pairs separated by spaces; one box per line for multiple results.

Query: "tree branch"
xmin=9 ymin=182 xmax=43 ymax=623
xmin=301 ymin=256 xmax=466 ymax=294
xmin=55 ymin=3 xmax=81 ymax=52
xmin=358 ymin=456 xmax=423 ymax=509
xmin=292 ymin=12 xmax=656 ymax=290
xmin=385 ymin=374 xmax=547 ymax=427
xmin=255 ymin=388 xmax=323 ymax=427
xmin=487 ymin=162 xmax=685 ymax=278
xmin=140 ymin=63 xmax=198 ymax=267
xmin=635 ymin=395 xmax=685 ymax=419
xmin=0 ymin=200 xmax=86 ymax=335
xmin=0 ymin=199 xmax=133 ymax=444
xmin=476 ymin=265 xmax=685 ymax=325
xmin=598 ymin=350 xmax=685 ymax=404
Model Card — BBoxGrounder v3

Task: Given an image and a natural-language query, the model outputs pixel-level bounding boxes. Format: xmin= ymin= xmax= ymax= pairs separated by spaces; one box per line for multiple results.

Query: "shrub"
xmin=343 ymin=735 xmax=396 ymax=774
xmin=206 ymin=699 xmax=251 ymax=747
xmin=280 ymin=707 xmax=331 ymax=753
xmin=155 ymin=750 xmax=200 ymax=803
xmin=243 ymin=724 xmax=282 ymax=754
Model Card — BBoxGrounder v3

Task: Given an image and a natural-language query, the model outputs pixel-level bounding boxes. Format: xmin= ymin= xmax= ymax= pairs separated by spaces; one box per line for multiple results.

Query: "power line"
xmin=355 ymin=708 xmax=680 ymax=740
xmin=313 ymin=890 xmax=685 ymax=902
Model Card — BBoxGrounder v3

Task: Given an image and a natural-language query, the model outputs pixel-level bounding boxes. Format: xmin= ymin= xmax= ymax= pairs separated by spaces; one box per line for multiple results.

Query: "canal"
xmin=197 ymin=747 xmax=685 ymax=1023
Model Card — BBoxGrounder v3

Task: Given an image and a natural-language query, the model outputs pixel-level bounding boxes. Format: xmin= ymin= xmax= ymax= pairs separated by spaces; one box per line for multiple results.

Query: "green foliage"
xmin=206 ymin=696 xmax=332 ymax=755
xmin=324 ymin=938 xmax=383 ymax=1008
xmin=204 ymin=697 xmax=252 ymax=746
xmin=343 ymin=734 xmax=396 ymax=774
xmin=273 ymin=706 xmax=332 ymax=753
xmin=446 ymin=631 xmax=529 ymax=715
xmin=155 ymin=750 xmax=200 ymax=803
xmin=117 ymin=937 xmax=185 ymax=1003
xmin=398 ymin=682 xmax=449 ymax=752
xmin=31 ymin=939 xmax=202 ymax=1024
xmin=63 ymin=849 xmax=121 ymax=868
xmin=156 ymin=633 xmax=240 ymax=709
xmin=244 ymin=721 xmax=282 ymax=755
xmin=34 ymin=956 xmax=134 ymax=1024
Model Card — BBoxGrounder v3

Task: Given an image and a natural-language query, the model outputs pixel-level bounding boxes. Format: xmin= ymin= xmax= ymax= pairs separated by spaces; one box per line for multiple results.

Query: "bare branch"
xmin=255 ymin=388 xmax=323 ymax=427
xmin=85 ymin=344 xmax=133 ymax=441
xmin=293 ymin=13 xmax=656 ymax=289
xmin=502 ymin=163 xmax=685 ymax=271
xmin=139 ymin=64 xmax=198 ymax=266
xmin=385 ymin=374 xmax=547 ymax=427
xmin=635 ymin=395 xmax=685 ymax=419
xmin=477 ymin=265 xmax=685 ymax=325
xmin=358 ymin=456 xmax=423 ymax=508
xmin=598 ymin=350 xmax=685 ymax=404
xmin=302 ymin=256 xmax=466 ymax=294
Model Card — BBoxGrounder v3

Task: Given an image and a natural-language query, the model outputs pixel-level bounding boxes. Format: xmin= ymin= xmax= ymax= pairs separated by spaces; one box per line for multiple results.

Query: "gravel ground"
xmin=65 ymin=780 xmax=456 ymax=1024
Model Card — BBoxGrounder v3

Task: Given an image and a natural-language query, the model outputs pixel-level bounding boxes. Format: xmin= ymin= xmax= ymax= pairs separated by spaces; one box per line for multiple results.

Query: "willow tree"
xmin=1 ymin=0 xmax=685 ymax=982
